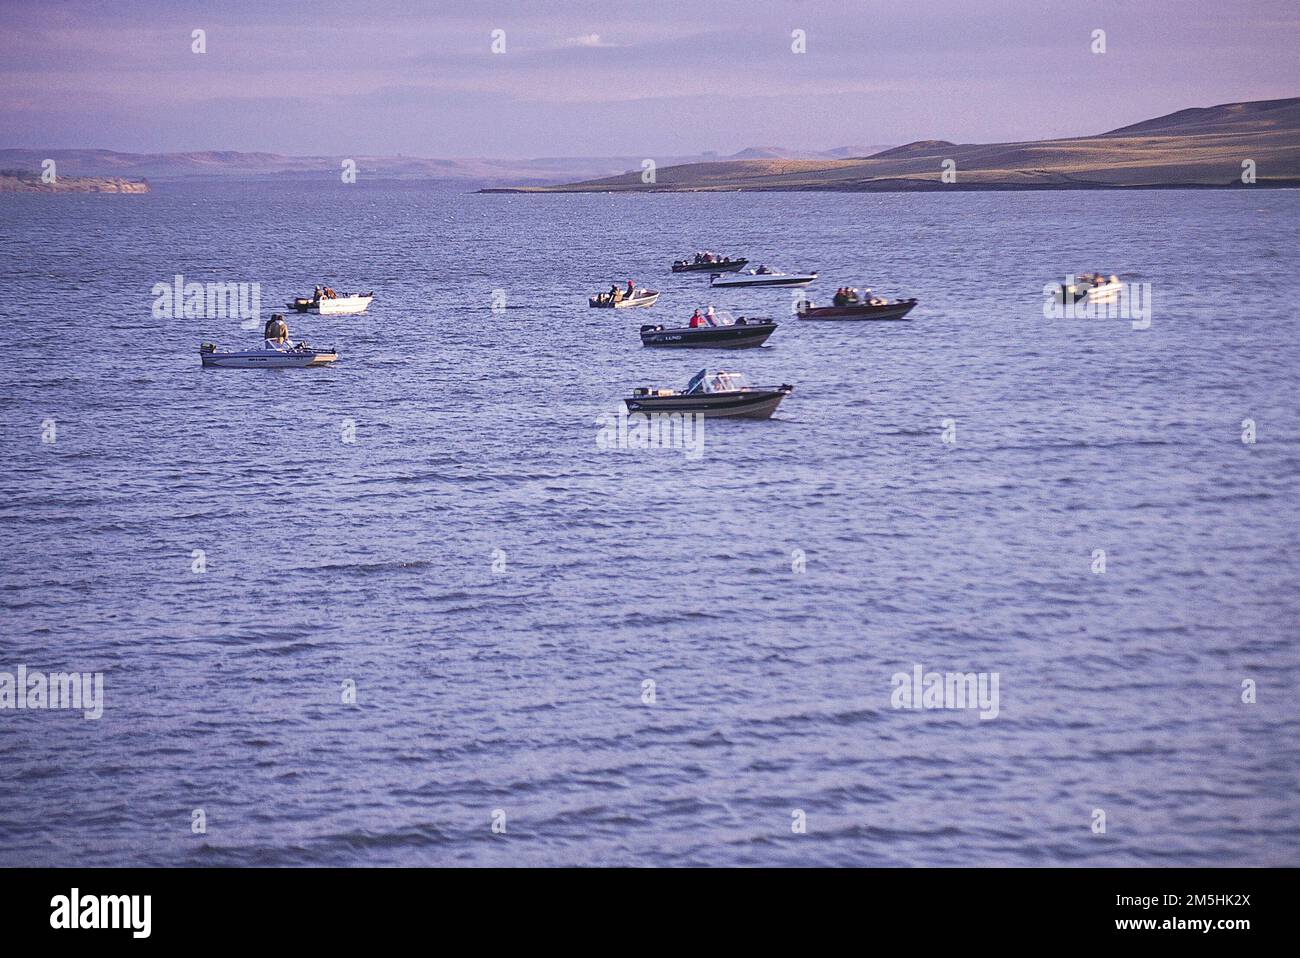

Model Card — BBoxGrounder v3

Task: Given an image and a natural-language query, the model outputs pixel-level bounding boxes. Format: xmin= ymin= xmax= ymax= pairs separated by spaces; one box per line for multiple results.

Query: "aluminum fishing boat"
xmin=798 ymin=297 xmax=918 ymax=321
xmin=640 ymin=317 xmax=777 ymax=348
xmin=624 ymin=369 xmax=792 ymax=419
xmin=672 ymin=255 xmax=748 ymax=273
xmin=199 ymin=342 xmax=338 ymax=369
xmin=709 ymin=267 xmax=816 ymax=289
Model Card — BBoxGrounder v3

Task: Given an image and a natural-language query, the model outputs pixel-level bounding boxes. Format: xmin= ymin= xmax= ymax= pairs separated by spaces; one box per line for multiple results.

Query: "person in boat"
xmin=845 ymin=287 xmax=861 ymax=304
xmin=609 ymin=283 xmax=623 ymax=303
xmin=705 ymin=306 xmax=717 ymax=326
xmin=689 ymin=308 xmax=706 ymax=328
xmin=756 ymin=265 xmax=771 ymax=274
xmin=626 ymin=279 xmax=636 ymax=299
xmin=263 ymin=313 xmax=292 ymax=349
xmin=312 ymin=285 xmax=323 ymax=302
xmin=323 ymin=286 xmax=337 ymax=299
xmin=833 ymin=288 xmax=846 ymax=307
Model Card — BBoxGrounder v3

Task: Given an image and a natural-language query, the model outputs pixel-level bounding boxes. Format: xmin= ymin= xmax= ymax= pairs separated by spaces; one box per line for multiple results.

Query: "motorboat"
xmin=672 ymin=254 xmax=748 ymax=273
xmin=199 ymin=341 xmax=338 ymax=369
xmin=589 ymin=288 xmax=660 ymax=308
xmin=709 ymin=266 xmax=816 ymax=288
xmin=798 ymin=296 xmax=918 ymax=321
xmin=1054 ymin=273 xmax=1122 ymax=306
xmin=624 ymin=369 xmax=792 ymax=419
xmin=640 ymin=317 xmax=777 ymax=348
xmin=288 ymin=289 xmax=375 ymax=315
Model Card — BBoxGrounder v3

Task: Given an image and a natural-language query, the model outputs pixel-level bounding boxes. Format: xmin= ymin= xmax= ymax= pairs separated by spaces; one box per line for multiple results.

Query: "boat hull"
xmin=640 ymin=321 xmax=776 ymax=348
xmin=672 ymin=259 xmax=748 ymax=273
xmin=200 ymin=349 xmax=338 ymax=369
xmin=710 ymin=273 xmax=816 ymax=288
xmin=289 ymin=294 xmax=374 ymax=315
xmin=1054 ymin=280 xmax=1122 ymax=306
xmin=624 ymin=387 xmax=791 ymax=419
xmin=798 ymin=299 xmax=917 ymax=321
xmin=1079 ymin=282 xmax=1122 ymax=305
xmin=590 ymin=292 xmax=660 ymax=308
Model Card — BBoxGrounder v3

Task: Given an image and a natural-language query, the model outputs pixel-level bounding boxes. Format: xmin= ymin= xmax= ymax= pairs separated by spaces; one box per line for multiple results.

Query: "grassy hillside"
xmin=493 ymin=98 xmax=1300 ymax=193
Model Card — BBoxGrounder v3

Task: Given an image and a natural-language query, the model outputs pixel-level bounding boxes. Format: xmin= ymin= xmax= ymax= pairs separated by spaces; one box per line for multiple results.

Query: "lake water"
xmin=1 ymin=182 xmax=1297 ymax=866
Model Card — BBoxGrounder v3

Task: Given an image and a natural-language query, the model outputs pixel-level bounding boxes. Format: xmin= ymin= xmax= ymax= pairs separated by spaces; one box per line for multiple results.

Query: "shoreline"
xmin=0 ymin=172 xmax=149 ymax=194
xmin=480 ymin=180 xmax=1300 ymax=195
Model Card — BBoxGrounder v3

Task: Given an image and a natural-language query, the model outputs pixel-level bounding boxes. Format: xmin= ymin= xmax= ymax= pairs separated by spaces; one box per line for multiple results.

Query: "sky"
xmin=1 ymin=0 xmax=1298 ymax=158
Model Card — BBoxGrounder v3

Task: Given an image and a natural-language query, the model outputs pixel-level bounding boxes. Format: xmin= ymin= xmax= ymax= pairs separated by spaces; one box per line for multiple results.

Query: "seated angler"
xmin=263 ymin=313 xmax=292 ymax=349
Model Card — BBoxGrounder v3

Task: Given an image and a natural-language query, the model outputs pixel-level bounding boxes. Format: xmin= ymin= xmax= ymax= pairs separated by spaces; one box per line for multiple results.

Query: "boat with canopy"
xmin=623 ymin=368 xmax=792 ymax=419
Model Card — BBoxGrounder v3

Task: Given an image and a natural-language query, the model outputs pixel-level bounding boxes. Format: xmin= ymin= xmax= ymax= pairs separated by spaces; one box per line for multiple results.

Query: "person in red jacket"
xmin=689 ymin=309 xmax=705 ymax=328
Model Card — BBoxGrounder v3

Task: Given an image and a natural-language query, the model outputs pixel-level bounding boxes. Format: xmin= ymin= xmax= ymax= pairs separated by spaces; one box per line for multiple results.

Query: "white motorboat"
xmin=1054 ymin=274 xmax=1122 ymax=306
xmin=590 ymin=288 xmax=660 ymax=308
xmin=199 ymin=342 xmax=338 ymax=369
xmin=288 ymin=289 xmax=375 ymax=315
xmin=709 ymin=267 xmax=816 ymax=289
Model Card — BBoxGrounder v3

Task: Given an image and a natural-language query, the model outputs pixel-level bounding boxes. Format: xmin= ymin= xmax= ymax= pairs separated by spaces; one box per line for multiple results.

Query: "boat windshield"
xmin=686 ymin=369 xmax=751 ymax=394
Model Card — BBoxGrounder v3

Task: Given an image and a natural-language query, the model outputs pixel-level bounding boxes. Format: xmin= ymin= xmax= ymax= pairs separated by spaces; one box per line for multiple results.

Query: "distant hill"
xmin=490 ymin=97 xmax=1300 ymax=193
xmin=1101 ymin=97 xmax=1299 ymax=137
xmin=0 ymin=145 xmax=893 ymax=189
xmin=867 ymin=140 xmax=958 ymax=159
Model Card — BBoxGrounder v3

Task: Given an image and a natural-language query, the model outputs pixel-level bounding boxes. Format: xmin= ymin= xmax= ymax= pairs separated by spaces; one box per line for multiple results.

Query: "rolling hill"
xmin=488 ymin=97 xmax=1300 ymax=193
xmin=0 ymin=145 xmax=891 ymax=189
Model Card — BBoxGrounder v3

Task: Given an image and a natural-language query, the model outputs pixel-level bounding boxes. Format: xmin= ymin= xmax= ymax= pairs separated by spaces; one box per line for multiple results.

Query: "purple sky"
xmin=2 ymin=0 xmax=1297 ymax=157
